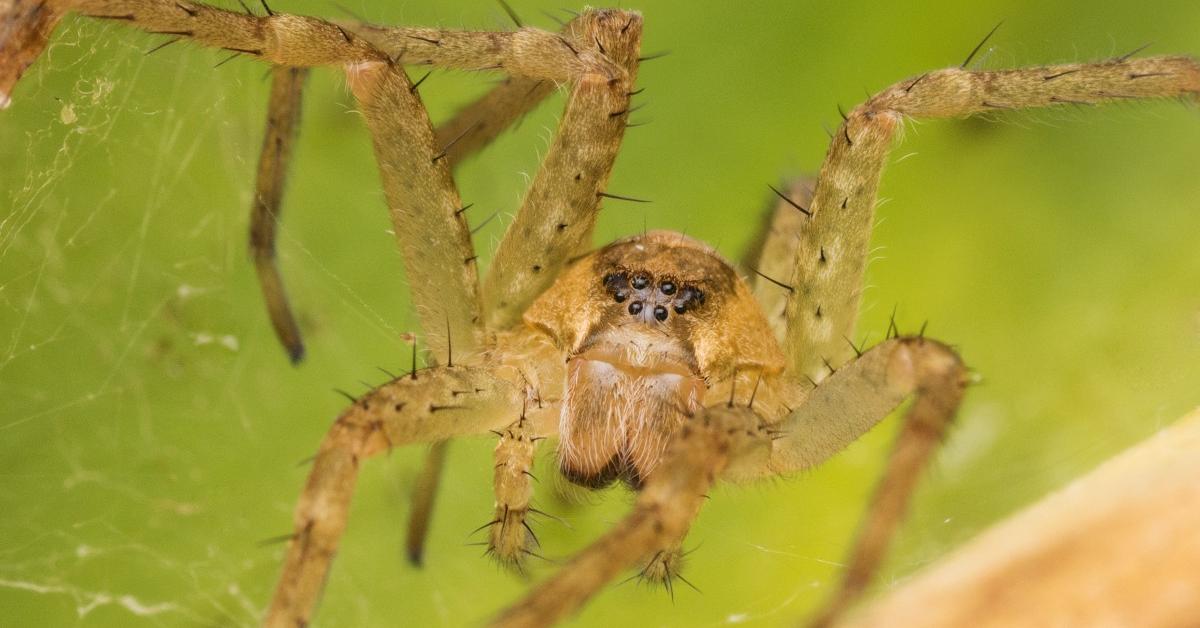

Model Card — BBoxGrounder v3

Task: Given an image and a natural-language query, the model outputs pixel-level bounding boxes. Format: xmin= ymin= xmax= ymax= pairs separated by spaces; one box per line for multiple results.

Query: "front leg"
xmin=346 ymin=60 xmax=484 ymax=359
xmin=482 ymin=9 xmax=643 ymax=329
xmin=486 ymin=412 xmax=544 ymax=571
xmin=726 ymin=337 xmax=969 ymax=627
xmin=782 ymin=53 xmax=1200 ymax=381
xmin=492 ymin=406 xmax=769 ymax=628
xmin=265 ymin=365 xmax=526 ymax=628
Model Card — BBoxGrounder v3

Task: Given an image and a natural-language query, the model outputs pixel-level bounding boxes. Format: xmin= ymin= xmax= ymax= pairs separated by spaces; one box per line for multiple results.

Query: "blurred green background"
xmin=2 ymin=0 xmax=1199 ymax=626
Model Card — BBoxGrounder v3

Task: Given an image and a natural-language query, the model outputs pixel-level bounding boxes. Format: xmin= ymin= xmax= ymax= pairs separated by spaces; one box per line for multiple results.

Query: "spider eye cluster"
xmin=603 ymin=271 xmax=705 ymax=321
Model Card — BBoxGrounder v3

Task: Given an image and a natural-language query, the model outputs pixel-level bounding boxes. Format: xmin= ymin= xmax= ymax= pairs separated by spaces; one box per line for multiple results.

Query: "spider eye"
xmin=676 ymin=286 xmax=705 ymax=312
xmin=628 ymin=301 xmax=644 ymax=315
xmin=653 ymin=305 xmax=668 ymax=321
xmin=631 ymin=274 xmax=649 ymax=290
xmin=614 ymin=291 xmax=628 ymax=303
xmin=659 ymin=281 xmax=676 ymax=295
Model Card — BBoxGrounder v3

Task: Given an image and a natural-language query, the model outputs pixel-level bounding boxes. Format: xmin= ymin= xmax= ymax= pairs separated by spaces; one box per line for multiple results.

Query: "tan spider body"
xmin=528 ymin=232 xmax=787 ymax=486
xmin=3 ymin=1 xmax=1199 ymax=626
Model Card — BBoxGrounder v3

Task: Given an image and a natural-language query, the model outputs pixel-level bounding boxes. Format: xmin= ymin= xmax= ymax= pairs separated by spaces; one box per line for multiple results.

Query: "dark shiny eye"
xmin=631 ymin=274 xmax=649 ymax=290
xmin=678 ymin=285 xmax=704 ymax=310
xmin=653 ymin=305 xmax=668 ymax=321
xmin=673 ymin=303 xmax=687 ymax=315
xmin=628 ymin=301 xmax=644 ymax=315
xmin=604 ymin=272 xmax=625 ymax=290
xmin=659 ymin=281 xmax=676 ymax=295
xmin=614 ymin=291 xmax=627 ymax=303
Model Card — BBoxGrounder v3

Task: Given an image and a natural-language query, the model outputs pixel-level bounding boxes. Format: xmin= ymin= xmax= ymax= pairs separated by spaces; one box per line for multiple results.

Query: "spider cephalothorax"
xmin=5 ymin=2 xmax=1198 ymax=627
xmin=525 ymin=231 xmax=784 ymax=486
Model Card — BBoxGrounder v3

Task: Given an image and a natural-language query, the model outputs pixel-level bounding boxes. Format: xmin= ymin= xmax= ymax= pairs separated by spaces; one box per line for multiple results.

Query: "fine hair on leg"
xmin=782 ymin=54 xmax=1200 ymax=382
xmin=482 ymin=10 xmax=644 ymax=329
xmin=265 ymin=366 xmax=524 ymax=627
xmin=249 ymin=66 xmax=309 ymax=362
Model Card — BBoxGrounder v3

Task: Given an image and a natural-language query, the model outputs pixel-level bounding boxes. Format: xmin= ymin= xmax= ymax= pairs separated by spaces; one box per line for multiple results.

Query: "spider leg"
xmin=406 ymin=62 xmax=583 ymax=560
xmin=212 ymin=22 xmax=569 ymax=365
xmin=346 ymin=60 xmax=483 ymax=359
xmin=492 ymin=405 xmax=769 ymax=628
xmin=250 ymin=66 xmax=309 ymax=363
xmin=403 ymin=439 xmax=449 ymax=566
xmin=3 ymin=0 xmax=630 ymax=580
xmin=782 ymin=53 xmax=1200 ymax=381
xmin=345 ymin=18 xmax=623 ymax=81
xmin=60 ymin=0 xmax=388 ymax=65
xmin=482 ymin=9 xmax=643 ymax=329
xmin=5 ymin=1 xmax=625 ymax=103
xmin=848 ymin=409 xmax=1200 ymax=627
xmin=742 ymin=177 xmax=816 ymax=342
xmin=634 ymin=537 xmax=692 ymax=596
xmin=396 ymin=13 xmax=596 ymax=563
xmin=432 ymin=13 xmax=590 ymax=169
xmin=401 ymin=16 xmax=598 ymax=550
xmin=265 ymin=364 xmax=526 ymax=628
xmin=436 ymin=76 xmax=556 ymax=169
xmin=0 ymin=0 xmax=63 ymax=108
xmin=486 ymin=412 xmax=545 ymax=571
xmin=725 ymin=336 xmax=968 ymax=627
xmin=244 ymin=23 xmax=598 ymax=364
xmin=22 ymin=0 xmax=623 ymax=77
xmin=5 ymin=2 xmax=640 ymax=351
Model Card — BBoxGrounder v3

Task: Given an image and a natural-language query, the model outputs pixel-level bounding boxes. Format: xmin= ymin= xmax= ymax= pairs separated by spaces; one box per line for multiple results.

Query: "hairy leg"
xmin=265 ymin=365 xmax=526 ymax=628
xmin=59 ymin=0 xmax=386 ymax=65
xmin=405 ymin=65 xmax=576 ymax=557
xmin=251 ymin=62 xmax=561 ymax=363
xmin=249 ymin=66 xmax=309 ymax=362
xmin=429 ymin=12 xmax=588 ymax=168
xmin=727 ymin=337 xmax=968 ymax=627
xmin=0 ymin=0 xmax=63 ymax=107
xmin=347 ymin=18 xmax=622 ymax=81
xmin=2 ymin=1 xmax=634 ymax=577
xmin=3 ymin=2 xmax=642 ymax=351
xmin=346 ymin=60 xmax=483 ymax=359
xmin=3 ymin=1 xmax=631 ymax=356
xmin=436 ymin=76 xmax=556 ymax=169
xmin=492 ymin=406 xmax=768 ymax=628
xmin=403 ymin=439 xmax=449 ymax=566
xmin=404 ymin=15 xmax=592 ymax=551
xmin=742 ymin=177 xmax=815 ymax=342
xmin=782 ymin=54 xmax=1200 ymax=381
xmin=482 ymin=9 xmax=642 ymax=329
xmin=22 ymin=0 xmax=622 ymax=78
xmin=485 ymin=412 xmax=545 ymax=570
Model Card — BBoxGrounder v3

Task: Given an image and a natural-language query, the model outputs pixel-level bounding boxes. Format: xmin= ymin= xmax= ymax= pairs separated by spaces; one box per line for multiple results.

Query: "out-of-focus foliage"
xmin=1 ymin=1 xmax=1198 ymax=625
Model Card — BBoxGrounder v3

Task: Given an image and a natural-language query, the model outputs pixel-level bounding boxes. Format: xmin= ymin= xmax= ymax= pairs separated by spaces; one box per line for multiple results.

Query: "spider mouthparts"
xmin=559 ymin=355 xmax=704 ymax=489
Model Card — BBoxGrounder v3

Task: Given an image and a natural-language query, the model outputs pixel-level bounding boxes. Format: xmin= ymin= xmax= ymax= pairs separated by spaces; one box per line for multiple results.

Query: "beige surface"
xmin=845 ymin=408 xmax=1200 ymax=628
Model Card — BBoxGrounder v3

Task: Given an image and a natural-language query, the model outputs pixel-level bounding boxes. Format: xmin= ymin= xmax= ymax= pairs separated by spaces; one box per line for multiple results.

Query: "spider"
xmin=3 ymin=1 xmax=1199 ymax=626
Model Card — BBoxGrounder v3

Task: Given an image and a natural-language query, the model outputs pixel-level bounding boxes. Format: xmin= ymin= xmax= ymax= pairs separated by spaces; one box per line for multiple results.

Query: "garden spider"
xmin=3 ymin=1 xmax=1199 ymax=627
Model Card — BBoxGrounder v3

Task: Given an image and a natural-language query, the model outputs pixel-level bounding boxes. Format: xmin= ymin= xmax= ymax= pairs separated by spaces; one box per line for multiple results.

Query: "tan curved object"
xmin=846 ymin=408 xmax=1200 ymax=628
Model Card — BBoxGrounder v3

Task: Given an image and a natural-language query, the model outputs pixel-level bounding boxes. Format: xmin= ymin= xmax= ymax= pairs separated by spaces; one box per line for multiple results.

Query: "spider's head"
xmin=525 ymin=231 xmax=784 ymax=487
xmin=524 ymin=231 xmax=783 ymax=380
